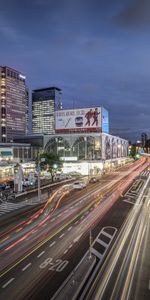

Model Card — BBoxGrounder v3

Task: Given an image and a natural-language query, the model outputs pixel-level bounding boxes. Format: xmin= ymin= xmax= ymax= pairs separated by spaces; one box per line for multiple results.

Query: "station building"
xmin=14 ymin=106 xmax=129 ymax=176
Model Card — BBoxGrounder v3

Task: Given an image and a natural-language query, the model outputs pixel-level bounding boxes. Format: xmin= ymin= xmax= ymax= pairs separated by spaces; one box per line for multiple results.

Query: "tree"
xmin=129 ymin=145 xmax=137 ymax=158
xmin=40 ymin=152 xmax=63 ymax=182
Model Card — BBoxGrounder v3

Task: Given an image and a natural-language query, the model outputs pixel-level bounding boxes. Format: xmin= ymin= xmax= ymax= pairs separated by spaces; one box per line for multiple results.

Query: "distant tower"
xmin=141 ymin=133 xmax=147 ymax=148
xmin=0 ymin=66 xmax=26 ymax=142
xmin=32 ymin=87 xmax=62 ymax=134
xmin=25 ymin=87 xmax=29 ymax=135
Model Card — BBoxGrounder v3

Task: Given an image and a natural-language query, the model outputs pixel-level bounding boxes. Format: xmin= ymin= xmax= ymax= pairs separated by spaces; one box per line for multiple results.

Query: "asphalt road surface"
xmin=0 ymin=157 xmax=149 ymax=300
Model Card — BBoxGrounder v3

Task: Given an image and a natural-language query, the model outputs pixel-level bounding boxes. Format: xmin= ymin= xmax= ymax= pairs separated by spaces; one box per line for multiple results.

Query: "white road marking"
xmin=22 ymin=263 xmax=31 ymax=271
xmin=59 ymin=233 xmax=65 ymax=239
xmin=37 ymin=251 xmax=45 ymax=258
xmin=73 ymin=234 xmax=82 ymax=243
xmin=49 ymin=241 xmax=56 ymax=247
xmin=68 ymin=226 xmax=72 ymax=231
xmin=123 ymin=199 xmax=135 ymax=205
xmin=69 ymin=244 xmax=73 ymax=249
xmin=91 ymin=248 xmax=103 ymax=259
xmin=64 ymin=249 xmax=68 ymax=254
xmin=74 ymin=203 xmax=78 ymax=206
xmin=80 ymin=215 xmax=84 ymax=220
xmin=2 ymin=278 xmax=15 ymax=288
xmin=75 ymin=220 xmax=78 ymax=225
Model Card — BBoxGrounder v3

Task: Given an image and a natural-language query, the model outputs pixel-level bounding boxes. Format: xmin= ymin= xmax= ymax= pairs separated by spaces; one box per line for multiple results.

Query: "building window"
xmin=2 ymin=127 xmax=6 ymax=134
xmin=1 ymin=107 xmax=6 ymax=115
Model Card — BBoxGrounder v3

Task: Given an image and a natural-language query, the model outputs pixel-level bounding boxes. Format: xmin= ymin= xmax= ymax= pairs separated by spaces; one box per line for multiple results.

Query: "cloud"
xmin=115 ymin=0 xmax=150 ymax=28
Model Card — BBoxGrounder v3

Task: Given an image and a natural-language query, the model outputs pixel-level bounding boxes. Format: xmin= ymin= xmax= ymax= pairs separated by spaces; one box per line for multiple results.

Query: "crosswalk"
xmin=140 ymin=170 xmax=149 ymax=177
xmin=0 ymin=199 xmax=43 ymax=217
xmin=0 ymin=202 xmax=29 ymax=217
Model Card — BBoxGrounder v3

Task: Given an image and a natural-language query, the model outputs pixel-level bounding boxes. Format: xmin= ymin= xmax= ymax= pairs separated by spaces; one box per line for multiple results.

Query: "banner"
xmin=55 ymin=107 xmax=102 ymax=133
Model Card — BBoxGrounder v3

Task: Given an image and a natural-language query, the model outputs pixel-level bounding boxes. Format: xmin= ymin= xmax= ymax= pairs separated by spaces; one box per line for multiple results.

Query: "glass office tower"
xmin=32 ymin=87 xmax=62 ymax=134
xmin=0 ymin=66 xmax=26 ymax=142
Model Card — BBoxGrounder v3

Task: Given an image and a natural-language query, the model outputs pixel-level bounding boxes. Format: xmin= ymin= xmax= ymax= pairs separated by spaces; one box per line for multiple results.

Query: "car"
xmin=89 ymin=177 xmax=99 ymax=183
xmin=0 ymin=184 xmax=6 ymax=191
xmin=5 ymin=184 xmax=11 ymax=190
xmin=72 ymin=181 xmax=86 ymax=190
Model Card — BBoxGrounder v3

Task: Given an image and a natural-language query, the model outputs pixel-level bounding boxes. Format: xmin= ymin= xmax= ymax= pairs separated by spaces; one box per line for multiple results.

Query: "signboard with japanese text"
xmin=55 ymin=107 xmax=102 ymax=133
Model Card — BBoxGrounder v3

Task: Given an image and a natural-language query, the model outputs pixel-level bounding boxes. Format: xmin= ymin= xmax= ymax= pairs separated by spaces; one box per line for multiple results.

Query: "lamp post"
xmin=37 ymin=156 xmax=45 ymax=202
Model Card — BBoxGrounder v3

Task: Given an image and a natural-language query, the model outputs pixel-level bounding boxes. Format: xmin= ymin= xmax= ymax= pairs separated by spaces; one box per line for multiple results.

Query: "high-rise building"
xmin=0 ymin=66 xmax=26 ymax=142
xmin=32 ymin=87 xmax=62 ymax=135
xmin=25 ymin=87 xmax=29 ymax=135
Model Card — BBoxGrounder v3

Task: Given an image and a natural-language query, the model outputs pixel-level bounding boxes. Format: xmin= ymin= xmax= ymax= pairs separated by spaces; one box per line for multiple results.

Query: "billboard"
xmin=55 ymin=107 xmax=102 ymax=133
xmin=102 ymin=107 xmax=109 ymax=133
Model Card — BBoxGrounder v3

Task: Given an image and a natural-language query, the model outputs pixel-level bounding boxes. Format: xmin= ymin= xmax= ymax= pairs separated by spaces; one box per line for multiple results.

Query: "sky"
xmin=1 ymin=0 xmax=150 ymax=141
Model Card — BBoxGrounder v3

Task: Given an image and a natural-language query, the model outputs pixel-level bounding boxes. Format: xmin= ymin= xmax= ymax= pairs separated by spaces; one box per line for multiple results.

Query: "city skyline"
xmin=1 ymin=0 xmax=150 ymax=141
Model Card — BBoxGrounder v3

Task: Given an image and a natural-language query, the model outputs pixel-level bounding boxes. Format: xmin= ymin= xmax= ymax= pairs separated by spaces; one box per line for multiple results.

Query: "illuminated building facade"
xmin=0 ymin=66 xmax=26 ymax=142
xmin=32 ymin=87 xmax=62 ymax=134
xmin=25 ymin=87 xmax=29 ymax=135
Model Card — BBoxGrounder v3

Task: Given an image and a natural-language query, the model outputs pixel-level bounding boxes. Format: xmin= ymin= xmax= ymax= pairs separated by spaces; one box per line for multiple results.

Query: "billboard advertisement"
xmin=55 ymin=107 xmax=102 ymax=133
xmin=102 ymin=107 xmax=109 ymax=133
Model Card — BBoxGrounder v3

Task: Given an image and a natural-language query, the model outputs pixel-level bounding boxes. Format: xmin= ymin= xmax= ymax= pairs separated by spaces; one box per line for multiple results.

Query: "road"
xmin=85 ymin=170 xmax=150 ymax=300
xmin=0 ymin=157 xmax=149 ymax=300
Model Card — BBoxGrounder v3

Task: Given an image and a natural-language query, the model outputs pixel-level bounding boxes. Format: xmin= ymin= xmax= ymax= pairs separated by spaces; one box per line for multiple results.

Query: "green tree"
xmin=129 ymin=145 xmax=137 ymax=158
xmin=40 ymin=152 xmax=63 ymax=182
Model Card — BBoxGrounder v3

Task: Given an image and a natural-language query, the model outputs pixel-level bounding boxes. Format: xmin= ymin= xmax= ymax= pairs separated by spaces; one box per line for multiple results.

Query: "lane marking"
xmin=64 ymin=249 xmax=68 ymax=254
xmin=73 ymin=234 xmax=82 ymax=243
xmin=1 ymin=236 xmax=9 ymax=243
xmin=16 ymin=227 xmax=23 ymax=233
xmin=68 ymin=226 xmax=72 ymax=231
xmin=91 ymin=248 xmax=103 ymax=259
xmin=59 ymin=233 xmax=65 ymax=239
xmin=97 ymin=238 xmax=108 ymax=248
xmin=22 ymin=263 xmax=31 ymax=271
xmin=2 ymin=278 xmax=15 ymax=288
xmin=0 ymin=197 xmax=98 ymax=279
xmin=37 ymin=251 xmax=45 ymax=258
xmin=69 ymin=244 xmax=73 ymax=249
xmin=102 ymin=231 xmax=113 ymax=239
xmin=49 ymin=241 xmax=56 ymax=247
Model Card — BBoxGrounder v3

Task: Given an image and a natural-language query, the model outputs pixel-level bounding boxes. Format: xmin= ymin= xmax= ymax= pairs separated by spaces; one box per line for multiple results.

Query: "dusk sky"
xmin=1 ymin=0 xmax=150 ymax=141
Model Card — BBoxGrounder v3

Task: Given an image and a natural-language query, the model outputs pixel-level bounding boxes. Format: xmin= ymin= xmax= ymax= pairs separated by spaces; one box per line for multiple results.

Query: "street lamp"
xmin=37 ymin=156 xmax=45 ymax=202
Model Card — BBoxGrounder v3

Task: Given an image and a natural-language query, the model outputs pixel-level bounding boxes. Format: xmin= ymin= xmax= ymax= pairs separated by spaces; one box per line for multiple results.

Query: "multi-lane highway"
xmin=85 ymin=169 xmax=150 ymax=300
xmin=0 ymin=157 xmax=149 ymax=300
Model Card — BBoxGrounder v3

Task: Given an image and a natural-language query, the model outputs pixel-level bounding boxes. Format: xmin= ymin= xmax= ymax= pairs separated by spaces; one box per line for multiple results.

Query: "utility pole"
xmin=37 ymin=154 xmax=45 ymax=202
